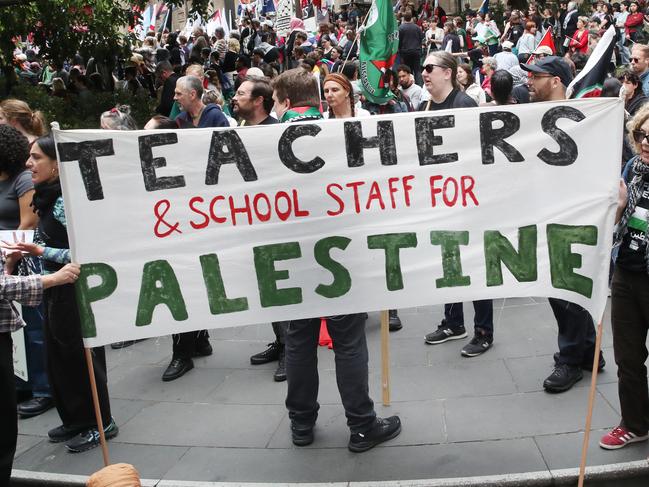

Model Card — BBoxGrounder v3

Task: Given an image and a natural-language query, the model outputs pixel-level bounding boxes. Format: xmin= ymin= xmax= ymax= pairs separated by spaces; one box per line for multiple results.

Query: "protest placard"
xmin=53 ymin=98 xmax=622 ymax=347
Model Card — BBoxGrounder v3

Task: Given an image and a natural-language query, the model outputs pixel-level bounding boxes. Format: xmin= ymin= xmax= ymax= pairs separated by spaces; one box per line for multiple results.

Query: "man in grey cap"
xmin=520 ymin=55 xmax=604 ymax=393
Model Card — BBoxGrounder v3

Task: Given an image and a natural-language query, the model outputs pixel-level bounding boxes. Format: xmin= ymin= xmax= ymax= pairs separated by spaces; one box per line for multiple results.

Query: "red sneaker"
xmin=599 ymin=426 xmax=649 ymax=450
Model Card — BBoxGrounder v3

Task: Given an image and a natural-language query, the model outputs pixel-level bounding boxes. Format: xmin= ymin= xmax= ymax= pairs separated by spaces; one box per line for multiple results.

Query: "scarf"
xmin=31 ymin=179 xmax=61 ymax=217
xmin=280 ymin=106 xmax=323 ymax=123
xmin=613 ymin=156 xmax=649 ymax=274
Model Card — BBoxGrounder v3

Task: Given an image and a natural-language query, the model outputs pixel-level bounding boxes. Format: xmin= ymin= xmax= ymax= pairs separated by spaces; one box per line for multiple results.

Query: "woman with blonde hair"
xmin=600 ymin=103 xmax=649 ymax=450
xmin=0 ymin=99 xmax=47 ymax=143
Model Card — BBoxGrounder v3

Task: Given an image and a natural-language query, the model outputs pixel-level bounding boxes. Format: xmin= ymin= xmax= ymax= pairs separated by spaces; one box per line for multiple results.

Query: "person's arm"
xmin=17 ymin=189 xmax=37 ymax=230
xmin=616 ymin=179 xmax=628 ymax=224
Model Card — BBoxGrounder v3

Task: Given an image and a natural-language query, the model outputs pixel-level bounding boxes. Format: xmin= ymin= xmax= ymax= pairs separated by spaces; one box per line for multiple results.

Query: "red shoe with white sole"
xmin=599 ymin=426 xmax=649 ymax=450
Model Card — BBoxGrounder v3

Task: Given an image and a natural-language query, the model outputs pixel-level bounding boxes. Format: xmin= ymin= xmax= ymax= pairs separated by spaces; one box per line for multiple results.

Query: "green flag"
xmin=359 ymin=0 xmax=399 ymax=105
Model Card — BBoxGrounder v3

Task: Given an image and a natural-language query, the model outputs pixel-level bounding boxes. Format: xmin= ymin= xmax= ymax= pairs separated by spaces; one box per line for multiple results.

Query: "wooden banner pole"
xmin=380 ymin=310 xmax=391 ymax=406
xmin=84 ymin=348 xmax=110 ymax=467
xmin=577 ymin=320 xmax=604 ymax=487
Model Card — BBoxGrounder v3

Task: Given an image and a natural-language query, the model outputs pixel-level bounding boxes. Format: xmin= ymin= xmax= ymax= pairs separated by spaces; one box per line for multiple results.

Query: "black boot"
xmin=388 ymin=309 xmax=402 ymax=331
xmin=250 ymin=341 xmax=282 ymax=365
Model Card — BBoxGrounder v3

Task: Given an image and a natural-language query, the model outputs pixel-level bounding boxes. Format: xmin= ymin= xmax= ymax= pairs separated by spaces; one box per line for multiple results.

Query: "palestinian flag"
xmin=566 ymin=25 xmax=616 ymax=98
xmin=527 ymin=27 xmax=554 ymax=64
xmin=359 ymin=0 xmax=399 ymax=105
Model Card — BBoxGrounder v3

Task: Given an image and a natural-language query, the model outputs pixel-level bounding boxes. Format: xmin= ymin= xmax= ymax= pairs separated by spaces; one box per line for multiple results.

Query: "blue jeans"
xmin=444 ymin=300 xmax=494 ymax=335
xmin=548 ymin=298 xmax=596 ymax=366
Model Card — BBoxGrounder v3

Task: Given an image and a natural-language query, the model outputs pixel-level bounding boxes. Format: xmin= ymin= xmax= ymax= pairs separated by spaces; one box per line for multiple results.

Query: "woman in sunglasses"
xmin=600 ymin=103 xmax=649 ymax=450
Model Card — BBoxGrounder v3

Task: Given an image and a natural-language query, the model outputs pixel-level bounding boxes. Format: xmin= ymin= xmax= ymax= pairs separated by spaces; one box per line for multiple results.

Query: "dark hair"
xmin=619 ymin=69 xmax=640 ymax=85
xmin=147 ymin=115 xmax=178 ymax=129
xmin=571 ymin=52 xmax=588 ymax=71
xmin=0 ymin=125 xmax=29 ymax=178
xmin=490 ymin=70 xmax=514 ymax=105
xmin=601 ymin=77 xmax=622 ymax=97
xmin=34 ymin=133 xmax=57 ymax=160
xmin=397 ymin=64 xmax=412 ymax=74
xmin=341 ymin=61 xmax=358 ymax=80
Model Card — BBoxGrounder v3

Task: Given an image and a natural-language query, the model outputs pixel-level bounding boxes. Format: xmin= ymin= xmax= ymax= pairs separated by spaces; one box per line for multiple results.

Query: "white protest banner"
xmin=53 ymin=99 xmax=622 ymax=348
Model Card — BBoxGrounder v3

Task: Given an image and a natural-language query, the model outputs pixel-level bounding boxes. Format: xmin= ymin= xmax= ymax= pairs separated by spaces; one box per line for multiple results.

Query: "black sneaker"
xmin=543 ymin=364 xmax=583 ymax=393
xmin=273 ymin=350 xmax=286 ymax=382
xmin=48 ymin=424 xmax=88 ymax=443
xmin=162 ymin=357 xmax=194 ymax=382
xmin=348 ymin=416 xmax=401 ymax=453
xmin=425 ymin=321 xmax=467 ymax=344
xmin=250 ymin=341 xmax=282 ymax=365
xmin=291 ymin=424 xmax=314 ymax=446
xmin=388 ymin=309 xmax=402 ymax=332
xmin=461 ymin=334 xmax=493 ymax=357
xmin=65 ymin=419 xmax=119 ymax=453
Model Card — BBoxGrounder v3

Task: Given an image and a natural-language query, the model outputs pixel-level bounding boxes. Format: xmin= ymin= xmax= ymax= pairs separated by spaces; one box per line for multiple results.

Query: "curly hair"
xmin=627 ymin=102 xmax=649 ymax=153
xmin=0 ymin=124 xmax=30 ymax=178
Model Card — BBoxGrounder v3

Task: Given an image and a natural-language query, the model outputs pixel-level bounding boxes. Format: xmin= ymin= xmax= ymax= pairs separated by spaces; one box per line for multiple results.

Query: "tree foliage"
xmin=0 ymin=0 xmax=213 ymax=66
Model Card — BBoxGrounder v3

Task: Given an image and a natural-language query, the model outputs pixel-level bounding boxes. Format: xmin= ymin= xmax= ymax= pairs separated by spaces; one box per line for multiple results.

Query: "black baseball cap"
xmin=520 ymin=56 xmax=573 ymax=87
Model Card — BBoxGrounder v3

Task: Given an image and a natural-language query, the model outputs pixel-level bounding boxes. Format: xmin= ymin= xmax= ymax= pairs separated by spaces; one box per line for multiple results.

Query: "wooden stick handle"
xmin=380 ymin=310 xmax=390 ymax=406
xmin=577 ymin=320 xmax=604 ymax=487
xmin=84 ymin=347 xmax=110 ymax=467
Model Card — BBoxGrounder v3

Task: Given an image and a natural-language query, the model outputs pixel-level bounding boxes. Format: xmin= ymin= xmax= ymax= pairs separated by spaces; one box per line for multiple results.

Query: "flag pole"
xmin=380 ymin=310 xmax=391 ymax=406
xmin=577 ymin=320 xmax=604 ymax=487
xmin=338 ymin=8 xmax=372 ymax=73
xmin=84 ymin=348 xmax=110 ymax=467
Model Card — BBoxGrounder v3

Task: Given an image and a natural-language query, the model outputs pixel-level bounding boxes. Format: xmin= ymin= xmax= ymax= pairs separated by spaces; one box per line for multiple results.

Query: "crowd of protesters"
xmin=5 ymin=0 xmax=649 ymax=484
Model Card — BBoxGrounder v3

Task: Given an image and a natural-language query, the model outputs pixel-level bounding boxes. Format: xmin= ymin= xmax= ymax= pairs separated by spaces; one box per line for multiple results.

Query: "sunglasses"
xmin=422 ymin=63 xmax=446 ymax=73
xmin=633 ymin=130 xmax=649 ymax=144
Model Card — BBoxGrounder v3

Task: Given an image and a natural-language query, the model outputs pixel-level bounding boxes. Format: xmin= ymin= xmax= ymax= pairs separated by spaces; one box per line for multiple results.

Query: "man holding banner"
xmin=521 ymin=56 xmax=604 ymax=393
xmin=270 ymin=68 xmax=401 ymax=451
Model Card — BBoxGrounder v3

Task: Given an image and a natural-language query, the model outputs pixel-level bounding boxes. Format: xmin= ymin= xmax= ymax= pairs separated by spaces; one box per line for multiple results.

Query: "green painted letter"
xmin=314 ymin=236 xmax=352 ymax=298
xmin=484 ymin=225 xmax=538 ymax=286
xmin=200 ymin=253 xmax=249 ymax=314
xmin=75 ymin=263 xmax=118 ymax=338
xmin=367 ymin=233 xmax=418 ymax=290
xmin=547 ymin=224 xmax=597 ymax=298
xmin=430 ymin=231 xmax=470 ymax=287
xmin=254 ymin=242 xmax=302 ymax=307
xmin=135 ymin=260 xmax=188 ymax=326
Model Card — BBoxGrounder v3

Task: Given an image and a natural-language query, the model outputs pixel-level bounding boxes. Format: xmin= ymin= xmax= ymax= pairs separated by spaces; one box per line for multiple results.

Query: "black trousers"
xmin=611 ymin=267 xmax=649 ymax=435
xmin=548 ymin=297 xmax=596 ymax=366
xmin=399 ymin=50 xmax=423 ymax=85
xmin=272 ymin=321 xmax=287 ymax=345
xmin=44 ymin=284 xmax=111 ymax=427
xmin=172 ymin=330 xmax=210 ymax=359
xmin=285 ymin=313 xmax=376 ymax=434
xmin=444 ymin=300 xmax=494 ymax=335
xmin=0 ymin=333 xmax=16 ymax=486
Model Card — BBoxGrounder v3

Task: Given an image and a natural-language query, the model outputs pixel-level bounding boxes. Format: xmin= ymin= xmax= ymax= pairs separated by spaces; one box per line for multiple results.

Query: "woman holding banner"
xmin=601 ymin=104 xmax=649 ymax=449
xmin=5 ymin=134 xmax=117 ymax=453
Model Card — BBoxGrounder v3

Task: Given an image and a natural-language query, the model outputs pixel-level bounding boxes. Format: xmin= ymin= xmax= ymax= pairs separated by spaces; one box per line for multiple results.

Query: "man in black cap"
xmin=520 ymin=56 xmax=605 ymax=393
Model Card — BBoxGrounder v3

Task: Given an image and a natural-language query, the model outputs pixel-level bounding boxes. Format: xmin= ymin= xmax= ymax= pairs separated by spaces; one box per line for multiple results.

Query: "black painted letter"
xmin=205 ymin=130 xmax=258 ymax=184
xmin=57 ymin=140 xmax=114 ymax=201
xmin=139 ymin=133 xmax=185 ymax=191
xmin=344 ymin=120 xmax=397 ymax=167
xmin=278 ymin=124 xmax=325 ymax=173
xmin=414 ymin=116 xmax=458 ymax=165
xmin=479 ymin=112 xmax=524 ymax=164
xmin=537 ymin=106 xmax=585 ymax=166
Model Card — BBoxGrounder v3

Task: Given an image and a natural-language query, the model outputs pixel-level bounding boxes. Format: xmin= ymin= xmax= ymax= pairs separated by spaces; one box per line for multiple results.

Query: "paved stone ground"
xmin=12 ymin=298 xmax=649 ymax=484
